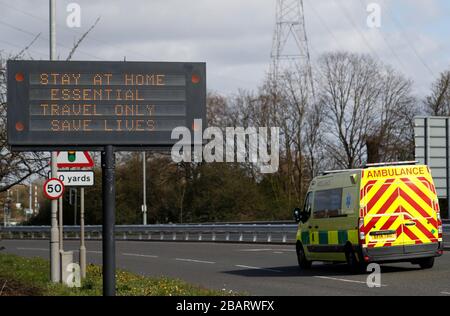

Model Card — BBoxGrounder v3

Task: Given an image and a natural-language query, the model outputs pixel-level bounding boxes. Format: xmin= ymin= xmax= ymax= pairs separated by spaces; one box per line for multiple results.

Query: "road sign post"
xmin=48 ymin=0 xmax=60 ymax=284
xmin=3 ymin=192 xmax=11 ymax=227
xmin=70 ymin=188 xmax=78 ymax=226
xmin=102 ymin=145 xmax=116 ymax=296
xmin=142 ymin=151 xmax=147 ymax=225
xmin=80 ymin=187 xmax=86 ymax=279
xmin=59 ymin=196 xmax=63 ymax=251
xmin=43 ymin=178 xmax=65 ymax=255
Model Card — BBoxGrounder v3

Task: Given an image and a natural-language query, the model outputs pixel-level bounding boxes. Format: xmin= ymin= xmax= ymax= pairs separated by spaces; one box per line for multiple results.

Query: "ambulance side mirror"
xmin=293 ymin=208 xmax=303 ymax=223
xmin=294 ymin=207 xmax=310 ymax=224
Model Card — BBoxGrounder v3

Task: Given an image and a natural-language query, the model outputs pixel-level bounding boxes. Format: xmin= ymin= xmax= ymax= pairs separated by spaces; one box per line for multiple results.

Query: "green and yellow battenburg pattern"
xmin=298 ymin=230 xmax=358 ymax=246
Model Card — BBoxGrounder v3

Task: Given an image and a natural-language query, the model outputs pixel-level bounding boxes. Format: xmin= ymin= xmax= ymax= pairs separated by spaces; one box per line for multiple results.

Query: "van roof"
xmin=322 ymin=161 xmax=419 ymax=175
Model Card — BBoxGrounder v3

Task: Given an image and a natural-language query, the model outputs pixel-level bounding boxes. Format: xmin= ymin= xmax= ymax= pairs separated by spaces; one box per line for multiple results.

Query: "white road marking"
xmin=122 ymin=253 xmax=158 ymax=258
xmin=441 ymin=292 xmax=450 ymax=295
xmin=239 ymin=249 xmax=273 ymax=252
xmin=175 ymin=258 xmax=215 ymax=264
xmin=16 ymin=247 xmax=48 ymax=251
xmin=315 ymin=276 xmax=387 ymax=287
xmin=235 ymin=265 xmax=282 ymax=273
xmin=239 ymin=248 xmax=295 ymax=252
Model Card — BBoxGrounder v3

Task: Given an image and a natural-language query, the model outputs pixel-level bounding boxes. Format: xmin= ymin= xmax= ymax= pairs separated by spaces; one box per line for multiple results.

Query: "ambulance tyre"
xmin=345 ymin=244 xmax=366 ymax=273
xmin=296 ymin=242 xmax=312 ymax=270
xmin=417 ymin=257 xmax=435 ymax=269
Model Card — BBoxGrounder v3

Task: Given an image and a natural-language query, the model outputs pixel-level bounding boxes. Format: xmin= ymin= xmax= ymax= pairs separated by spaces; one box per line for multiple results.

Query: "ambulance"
xmin=293 ymin=162 xmax=444 ymax=271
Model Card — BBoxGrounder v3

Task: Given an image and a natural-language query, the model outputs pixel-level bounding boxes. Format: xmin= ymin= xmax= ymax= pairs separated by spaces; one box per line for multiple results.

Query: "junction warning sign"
xmin=57 ymin=151 xmax=94 ymax=168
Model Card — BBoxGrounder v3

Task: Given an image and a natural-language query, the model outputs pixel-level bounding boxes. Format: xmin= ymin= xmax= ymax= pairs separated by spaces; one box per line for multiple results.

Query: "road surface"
xmin=1 ymin=239 xmax=449 ymax=296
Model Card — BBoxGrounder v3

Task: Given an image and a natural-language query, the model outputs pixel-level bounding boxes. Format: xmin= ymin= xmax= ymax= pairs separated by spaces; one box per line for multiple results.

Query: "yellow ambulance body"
xmin=294 ymin=163 xmax=444 ymax=271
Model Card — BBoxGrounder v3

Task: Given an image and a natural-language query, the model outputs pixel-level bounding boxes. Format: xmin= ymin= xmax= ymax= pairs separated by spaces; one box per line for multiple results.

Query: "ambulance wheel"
xmin=296 ymin=242 xmax=312 ymax=270
xmin=345 ymin=245 xmax=366 ymax=273
xmin=417 ymin=257 xmax=435 ymax=269
xmin=345 ymin=248 xmax=358 ymax=269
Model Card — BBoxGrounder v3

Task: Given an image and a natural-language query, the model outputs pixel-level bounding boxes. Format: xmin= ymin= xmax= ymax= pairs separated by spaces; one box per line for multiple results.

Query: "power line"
xmin=356 ymin=0 xmax=408 ymax=74
xmin=374 ymin=0 xmax=435 ymax=77
xmin=0 ymin=19 xmax=104 ymax=60
xmin=0 ymin=20 xmax=37 ymax=37
xmin=303 ymin=0 xmax=345 ymax=52
xmin=0 ymin=1 xmax=149 ymax=60
xmin=332 ymin=0 xmax=381 ymax=61
xmin=0 ymin=38 xmax=48 ymax=58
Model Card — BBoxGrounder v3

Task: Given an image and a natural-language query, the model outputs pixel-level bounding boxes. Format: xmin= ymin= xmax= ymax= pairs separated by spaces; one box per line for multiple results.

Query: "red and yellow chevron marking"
xmin=360 ymin=166 xmax=439 ymax=248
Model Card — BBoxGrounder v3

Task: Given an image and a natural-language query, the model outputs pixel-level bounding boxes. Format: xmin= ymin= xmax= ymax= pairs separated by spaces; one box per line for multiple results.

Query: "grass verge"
xmin=0 ymin=253 xmax=231 ymax=296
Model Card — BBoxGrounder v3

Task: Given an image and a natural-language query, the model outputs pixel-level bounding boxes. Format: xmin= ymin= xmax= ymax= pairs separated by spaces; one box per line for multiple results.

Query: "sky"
xmin=0 ymin=0 xmax=449 ymax=98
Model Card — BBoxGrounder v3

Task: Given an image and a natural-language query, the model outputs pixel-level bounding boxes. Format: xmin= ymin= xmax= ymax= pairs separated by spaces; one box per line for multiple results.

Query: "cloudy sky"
xmin=0 ymin=0 xmax=449 ymax=97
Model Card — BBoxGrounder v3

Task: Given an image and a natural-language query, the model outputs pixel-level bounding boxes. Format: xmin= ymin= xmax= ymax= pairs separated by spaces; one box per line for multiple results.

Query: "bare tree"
xmin=66 ymin=17 xmax=101 ymax=61
xmin=303 ymin=101 xmax=327 ymax=177
xmin=1 ymin=18 xmax=101 ymax=193
xmin=318 ymin=52 xmax=380 ymax=169
xmin=425 ymin=70 xmax=450 ymax=116
xmin=0 ymin=54 xmax=48 ymax=193
xmin=206 ymin=91 xmax=233 ymax=127
xmin=366 ymin=66 xmax=417 ymax=163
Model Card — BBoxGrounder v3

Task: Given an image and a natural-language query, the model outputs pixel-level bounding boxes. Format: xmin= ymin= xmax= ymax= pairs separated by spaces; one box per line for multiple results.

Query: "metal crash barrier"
xmin=1 ymin=223 xmax=449 ymax=244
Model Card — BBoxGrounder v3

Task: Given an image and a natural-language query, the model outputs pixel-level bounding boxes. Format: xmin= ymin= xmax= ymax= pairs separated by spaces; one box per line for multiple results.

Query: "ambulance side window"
xmin=313 ymin=188 xmax=343 ymax=218
xmin=303 ymin=192 xmax=313 ymax=217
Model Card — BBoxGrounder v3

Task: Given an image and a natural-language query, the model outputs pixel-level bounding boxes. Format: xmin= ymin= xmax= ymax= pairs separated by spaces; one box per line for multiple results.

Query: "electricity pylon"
xmin=271 ymin=0 xmax=315 ymax=98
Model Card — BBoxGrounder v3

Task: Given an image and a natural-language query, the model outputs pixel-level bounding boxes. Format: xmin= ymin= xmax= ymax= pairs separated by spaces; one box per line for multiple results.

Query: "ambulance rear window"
xmin=313 ymin=188 xmax=343 ymax=218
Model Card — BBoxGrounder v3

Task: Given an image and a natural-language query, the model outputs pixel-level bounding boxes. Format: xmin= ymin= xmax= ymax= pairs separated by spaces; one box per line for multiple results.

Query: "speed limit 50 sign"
xmin=43 ymin=178 xmax=65 ymax=200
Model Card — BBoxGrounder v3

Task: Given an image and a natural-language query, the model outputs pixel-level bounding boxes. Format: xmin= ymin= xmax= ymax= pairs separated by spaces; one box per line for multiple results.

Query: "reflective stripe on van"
xmin=360 ymin=166 xmax=439 ymax=249
xmin=301 ymin=229 xmax=358 ymax=246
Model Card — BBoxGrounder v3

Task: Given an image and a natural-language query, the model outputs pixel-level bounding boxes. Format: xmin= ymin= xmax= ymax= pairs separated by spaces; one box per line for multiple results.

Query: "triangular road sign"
xmin=57 ymin=151 xmax=94 ymax=169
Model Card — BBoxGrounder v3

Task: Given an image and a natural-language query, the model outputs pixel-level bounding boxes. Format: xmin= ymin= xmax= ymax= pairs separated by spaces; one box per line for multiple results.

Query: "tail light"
xmin=358 ymin=217 xmax=365 ymax=244
xmin=437 ymin=213 xmax=443 ymax=239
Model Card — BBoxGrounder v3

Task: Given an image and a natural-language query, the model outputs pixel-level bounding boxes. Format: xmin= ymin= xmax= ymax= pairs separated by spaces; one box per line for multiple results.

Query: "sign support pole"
xmin=49 ymin=0 xmax=60 ymax=283
xmin=58 ymin=197 xmax=63 ymax=251
xmin=74 ymin=188 xmax=78 ymax=226
xmin=143 ymin=151 xmax=147 ymax=225
xmin=2 ymin=192 xmax=4 ymax=227
xmin=102 ymin=145 xmax=116 ymax=296
xmin=28 ymin=184 xmax=33 ymax=214
xmin=80 ymin=187 xmax=86 ymax=279
xmin=446 ymin=118 xmax=450 ymax=219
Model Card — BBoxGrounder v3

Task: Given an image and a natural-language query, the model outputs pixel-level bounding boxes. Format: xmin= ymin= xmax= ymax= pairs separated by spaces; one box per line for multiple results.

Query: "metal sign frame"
xmin=414 ymin=116 xmax=450 ymax=219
